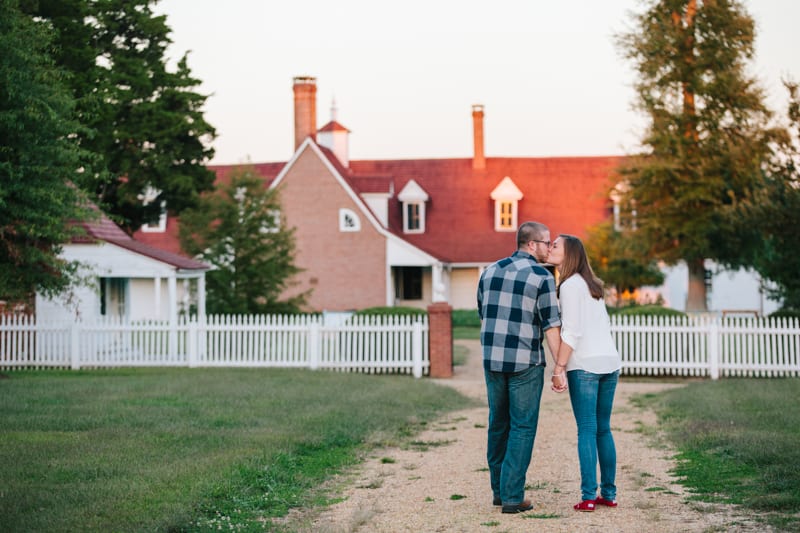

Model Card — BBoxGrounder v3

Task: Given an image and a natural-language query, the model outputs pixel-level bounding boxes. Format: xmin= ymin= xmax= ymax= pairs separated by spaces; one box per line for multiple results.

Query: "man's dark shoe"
xmin=493 ymin=496 xmax=502 ymax=506
xmin=501 ymin=499 xmax=533 ymax=513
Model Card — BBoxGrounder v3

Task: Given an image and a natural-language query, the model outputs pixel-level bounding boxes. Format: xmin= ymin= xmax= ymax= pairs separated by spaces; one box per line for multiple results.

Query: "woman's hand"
xmin=551 ymin=371 xmax=567 ymax=393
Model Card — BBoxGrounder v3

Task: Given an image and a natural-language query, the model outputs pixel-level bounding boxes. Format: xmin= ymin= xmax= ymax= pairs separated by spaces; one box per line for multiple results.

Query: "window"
xmin=395 ymin=267 xmax=423 ymax=300
xmin=398 ymin=179 xmax=429 ymax=234
xmin=490 ymin=177 xmax=523 ymax=232
xmin=406 ymin=203 xmax=422 ymax=231
xmin=339 ymin=208 xmax=361 ymax=232
xmin=498 ymin=201 xmax=514 ymax=230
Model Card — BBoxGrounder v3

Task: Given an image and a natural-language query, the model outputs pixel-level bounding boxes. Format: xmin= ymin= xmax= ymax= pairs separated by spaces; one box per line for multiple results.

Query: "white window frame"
xmin=490 ymin=177 xmax=523 ymax=232
xmin=403 ymin=201 xmax=425 ymax=233
xmin=339 ymin=208 xmax=361 ymax=232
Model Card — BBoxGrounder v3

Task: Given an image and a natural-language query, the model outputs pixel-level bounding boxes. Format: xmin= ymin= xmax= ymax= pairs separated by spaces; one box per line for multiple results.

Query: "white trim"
xmin=339 ymin=208 xmax=361 ymax=232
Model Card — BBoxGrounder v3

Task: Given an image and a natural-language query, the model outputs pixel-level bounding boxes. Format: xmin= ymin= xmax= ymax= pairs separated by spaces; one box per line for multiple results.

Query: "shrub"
xmin=612 ymin=304 xmax=686 ymax=317
xmin=451 ymin=309 xmax=481 ymax=328
xmin=768 ymin=308 xmax=800 ymax=320
xmin=353 ymin=306 xmax=426 ymax=317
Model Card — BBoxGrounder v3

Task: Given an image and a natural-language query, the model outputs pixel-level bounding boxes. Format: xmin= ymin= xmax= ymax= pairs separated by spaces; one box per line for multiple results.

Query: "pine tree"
xmin=616 ymin=0 xmax=781 ymax=311
xmin=0 ymin=0 xmax=97 ymax=301
xmin=23 ymin=0 xmax=217 ymax=232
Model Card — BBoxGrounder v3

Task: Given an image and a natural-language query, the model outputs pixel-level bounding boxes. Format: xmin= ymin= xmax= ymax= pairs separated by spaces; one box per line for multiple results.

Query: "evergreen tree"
xmin=179 ymin=167 xmax=309 ymax=315
xmin=23 ymin=0 xmax=217 ymax=233
xmin=0 ymin=0 xmax=97 ymax=301
xmin=616 ymin=0 xmax=781 ymax=311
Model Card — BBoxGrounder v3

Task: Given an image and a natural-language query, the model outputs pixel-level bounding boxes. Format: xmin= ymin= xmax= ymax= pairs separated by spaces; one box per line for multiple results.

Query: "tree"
xmin=731 ymin=81 xmax=800 ymax=310
xmin=23 ymin=0 xmax=217 ymax=233
xmin=585 ymin=221 xmax=665 ymax=307
xmin=178 ymin=167 xmax=309 ymax=315
xmin=616 ymin=0 xmax=782 ymax=311
xmin=0 ymin=0 xmax=98 ymax=301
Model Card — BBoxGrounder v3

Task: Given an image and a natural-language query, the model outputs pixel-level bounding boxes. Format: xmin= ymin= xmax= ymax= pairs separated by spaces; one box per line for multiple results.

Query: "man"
xmin=477 ymin=221 xmax=562 ymax=514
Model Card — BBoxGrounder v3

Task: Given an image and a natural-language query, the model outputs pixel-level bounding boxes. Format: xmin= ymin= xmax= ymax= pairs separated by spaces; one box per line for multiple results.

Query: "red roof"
xmin=77 ymin=210 xmax=209 ymax=270
xmin=318 ymin=120 xmax=350 ymax=133
xmin=135 ymin=148 xmax=621 ymax=266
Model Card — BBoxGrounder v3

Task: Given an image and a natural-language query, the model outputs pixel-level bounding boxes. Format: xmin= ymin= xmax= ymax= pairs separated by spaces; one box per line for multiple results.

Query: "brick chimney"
xmin=472 ymin=104 xmax=485 ymax=170
xmin=293 ymin=76 xmax=317 ymax=150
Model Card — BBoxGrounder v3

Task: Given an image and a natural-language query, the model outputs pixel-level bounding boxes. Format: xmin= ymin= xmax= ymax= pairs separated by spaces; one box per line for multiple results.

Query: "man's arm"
xmin=544 ymin=326 xmax=561 ymax=364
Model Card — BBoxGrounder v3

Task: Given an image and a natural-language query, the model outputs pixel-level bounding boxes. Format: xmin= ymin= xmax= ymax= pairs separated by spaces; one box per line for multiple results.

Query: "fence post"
xmin=427 ymin=302 xmax=453 ymax=378
xmin=187 ymin=319 xmax=197 ymax=368
xmin=708 ymin=316 xmax=720 ymax=380
xmin=309 ymin=318 xmax=320 ymax=370
xmin=70 ymin=321 xmax=80 ymax=370
xmin=412 ymin=320 xmax=423 ymax=378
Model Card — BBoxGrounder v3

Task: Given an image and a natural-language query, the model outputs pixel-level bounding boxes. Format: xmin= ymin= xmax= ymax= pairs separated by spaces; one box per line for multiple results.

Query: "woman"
xmin=548 ymin=234 xmax=621 ymax=512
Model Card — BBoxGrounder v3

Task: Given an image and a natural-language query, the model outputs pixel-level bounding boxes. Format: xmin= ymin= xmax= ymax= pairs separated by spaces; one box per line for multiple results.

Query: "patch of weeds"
xmin=402 ymin=464 xmax=418 ymax=470
xmin=407 ymin=475 xmax=421 ymax=480
xmin=522 ymin=513 xmax=561 ymax=519
xmin=407 ymin=439 xmax=455 ymax=452
xmin=526 ymin=481 xmax=549 ymax=491
xmin=480 ymin=520 xmax=500 ymax=526
xmin=552 ymin=488 xmax=561 ymax=494
xmin=380 ymin=457 xmax=396 ymax=464
xmin=645 ymin=486 xmax=666 ymax=492
xmin=434 ymin=426 xmax=457 ymax=432
xmin=475 ymin=467 xmax=489 ymax=472
xmin=357 ymin=479 xmax=383 ymax=489
xmin=450 ymin=494 xmax=467 ymax=500
xmin=474 ymin=423 xmax=486 ymax=428
xmin=424 ymin=496 xmax=434 ymax=502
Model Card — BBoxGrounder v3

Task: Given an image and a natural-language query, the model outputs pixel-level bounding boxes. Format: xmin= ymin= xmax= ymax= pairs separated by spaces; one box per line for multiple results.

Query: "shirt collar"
xmin=513 ymin=249 xmax=539 ymax=263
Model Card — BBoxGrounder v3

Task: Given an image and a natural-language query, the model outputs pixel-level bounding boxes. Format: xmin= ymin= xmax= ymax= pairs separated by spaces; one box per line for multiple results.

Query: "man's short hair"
xmin=517 ymin=221 xmax=548 ymax=248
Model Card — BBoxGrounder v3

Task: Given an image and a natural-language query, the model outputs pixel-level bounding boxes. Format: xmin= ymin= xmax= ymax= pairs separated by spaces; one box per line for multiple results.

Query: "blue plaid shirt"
xmin=477 ymin=250 xmax=562 ymax=372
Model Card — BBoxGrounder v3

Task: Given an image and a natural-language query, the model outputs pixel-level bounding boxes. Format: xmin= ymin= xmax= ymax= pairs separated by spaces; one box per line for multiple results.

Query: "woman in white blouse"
xmin=547 ymin=234 xmax=622 ymax=512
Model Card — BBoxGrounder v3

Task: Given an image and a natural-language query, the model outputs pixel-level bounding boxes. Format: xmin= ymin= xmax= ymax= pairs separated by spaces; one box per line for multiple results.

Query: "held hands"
xmin=551 ymin=365 xmax=567 ymax=393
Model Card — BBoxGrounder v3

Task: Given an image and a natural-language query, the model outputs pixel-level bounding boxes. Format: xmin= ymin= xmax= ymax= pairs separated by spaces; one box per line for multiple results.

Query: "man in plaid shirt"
xmin=477 ymin=221 xmax=562 ymax=513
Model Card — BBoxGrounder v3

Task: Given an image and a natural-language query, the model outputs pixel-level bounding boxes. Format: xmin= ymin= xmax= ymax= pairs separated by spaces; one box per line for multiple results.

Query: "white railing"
xmin=610 ymin=314 xmax=800 ymax=378
xmin=0 ymin=314 xmax=429 ymax=378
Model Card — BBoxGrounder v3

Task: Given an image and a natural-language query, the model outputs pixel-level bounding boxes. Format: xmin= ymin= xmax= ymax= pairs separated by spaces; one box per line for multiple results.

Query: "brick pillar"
xmin=427 ymin=302 xmax=453 ymax=378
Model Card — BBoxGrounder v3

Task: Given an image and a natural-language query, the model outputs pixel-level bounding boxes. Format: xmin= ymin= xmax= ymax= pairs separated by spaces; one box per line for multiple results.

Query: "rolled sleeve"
xmin=537 ymin=276 xmax=562 ymax=331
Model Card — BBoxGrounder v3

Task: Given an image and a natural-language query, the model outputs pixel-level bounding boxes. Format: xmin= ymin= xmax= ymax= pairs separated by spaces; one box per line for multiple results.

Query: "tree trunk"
xmin=686 ymin=257 xmax=708 ymax=312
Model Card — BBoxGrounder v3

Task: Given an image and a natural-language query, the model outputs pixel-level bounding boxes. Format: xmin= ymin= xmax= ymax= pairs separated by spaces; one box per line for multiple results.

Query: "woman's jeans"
xmin=484 ymin=365 xmax=544 ymax=504
xmin=567 ymin=369 xmax=619 ymax=501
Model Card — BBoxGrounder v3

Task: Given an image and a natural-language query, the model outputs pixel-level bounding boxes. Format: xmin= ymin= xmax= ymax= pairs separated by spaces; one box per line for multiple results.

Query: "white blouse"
xmin=559 ymin=275 xmax=621 ymax=374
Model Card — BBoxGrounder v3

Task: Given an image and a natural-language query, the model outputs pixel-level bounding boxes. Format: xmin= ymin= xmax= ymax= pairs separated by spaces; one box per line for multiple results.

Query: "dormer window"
xmin=339 ymin=208 xmax=361 ymax=232
xmin=138 ymin=186 xmax=167 ymax=233
xmin=490 ymin=177 xmax=523 ymax=232
xmin=398 ymin=179 xmax=429 ymax=234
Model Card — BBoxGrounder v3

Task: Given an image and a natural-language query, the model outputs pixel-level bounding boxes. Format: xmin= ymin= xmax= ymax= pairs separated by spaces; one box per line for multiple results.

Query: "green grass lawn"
xmin=638 ymin=378 xmax=800 ymax=532
xmin=0 ymin=368 xmax=473 ymax=532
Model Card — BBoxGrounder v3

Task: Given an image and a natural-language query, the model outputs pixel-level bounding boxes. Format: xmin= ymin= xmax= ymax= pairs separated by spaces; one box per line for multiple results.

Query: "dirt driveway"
xmin=298 ymin=340 xmax=766 ymax=533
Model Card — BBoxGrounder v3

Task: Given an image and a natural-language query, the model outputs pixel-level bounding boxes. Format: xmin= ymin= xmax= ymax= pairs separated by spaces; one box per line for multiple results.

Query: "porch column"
xmin=168 ymin=274 xmax=177 ymax=356
xmin=432 ymin=263 xmax=446 ymax=303
xmin=197 ymin=274 xmax=206 ymax=320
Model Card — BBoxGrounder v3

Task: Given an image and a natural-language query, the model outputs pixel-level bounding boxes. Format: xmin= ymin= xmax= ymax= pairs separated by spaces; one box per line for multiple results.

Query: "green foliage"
xmin=585 ymin=220 xmax=664 ymax=305
xmin=650 ymin=379 xmax=800 ymax=531
xmin=0 ymin=0 xmax=99 ymax=300
xmin=22 ymin=0 xmax=217 ymax=232
xmin=610 ymin=304 xmax=686 ymax=317
xmin=0 ymin=367 xmax=471 ymax=532
xmin=615 ymin=0 xmax=783 ymax=311
xmin=728 ymin=81 xmax=800 ymax=310
xmin=354 ymin=306 xmax=427 ymax=316
xmin=179 ymin=166 xmax=308 ymax=314
xmin=451 ymin=308 xmax=481 ymax=328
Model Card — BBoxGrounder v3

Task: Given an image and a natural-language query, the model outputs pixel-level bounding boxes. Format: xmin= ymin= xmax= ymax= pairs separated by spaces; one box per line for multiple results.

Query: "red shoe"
xmin=595 ymin=496 xmax=618 ymax=507
xmin=574 ymin=500 xmax=595 ymax=512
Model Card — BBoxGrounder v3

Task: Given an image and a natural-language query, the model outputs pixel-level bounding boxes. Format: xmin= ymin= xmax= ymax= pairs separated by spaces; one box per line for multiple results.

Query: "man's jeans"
xmin=567 ymin=369 xmax=619 ymax=501
xmin=485 ymin=365 xmax=544 ymax=504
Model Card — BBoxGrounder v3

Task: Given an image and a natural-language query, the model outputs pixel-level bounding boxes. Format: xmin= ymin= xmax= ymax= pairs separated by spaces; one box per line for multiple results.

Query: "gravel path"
xmin=292 ymin=340 xmax=767 ymax=533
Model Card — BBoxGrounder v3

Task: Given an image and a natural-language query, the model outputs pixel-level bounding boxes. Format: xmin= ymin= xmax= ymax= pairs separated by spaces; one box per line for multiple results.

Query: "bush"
xmin=611 ymin=304 xmax=686 ymax=317
xmin=353 ymin=306 xmax=427 ymax=316
xmin=768 ymin=308 xmax=800 ymax=320
xmin=452 ymin=309 xmax=481 ymax=328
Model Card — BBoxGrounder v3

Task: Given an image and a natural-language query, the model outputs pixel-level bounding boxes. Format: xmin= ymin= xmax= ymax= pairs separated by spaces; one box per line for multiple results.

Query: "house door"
xmin=100 ymin=278 xmax=128 ymax=319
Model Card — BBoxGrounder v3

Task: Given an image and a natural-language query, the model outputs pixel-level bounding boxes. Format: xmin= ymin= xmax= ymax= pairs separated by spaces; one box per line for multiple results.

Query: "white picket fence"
xmin=610 ymin=314 xmax=800 ymax=378
xmin=2 ymin=313 xmax=799 ymax=379
xmin=0 ymin=314 xmax=429 ymax=378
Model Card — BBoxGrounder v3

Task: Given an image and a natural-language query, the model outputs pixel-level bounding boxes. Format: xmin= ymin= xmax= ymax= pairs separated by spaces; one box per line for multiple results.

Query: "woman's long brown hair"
xmin=556 ymin=234 xmax=604 ymax=299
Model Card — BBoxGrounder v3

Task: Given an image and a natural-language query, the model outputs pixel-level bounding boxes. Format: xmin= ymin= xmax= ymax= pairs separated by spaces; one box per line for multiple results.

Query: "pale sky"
xmin=155 ymin=0 xmax=799 ymax=165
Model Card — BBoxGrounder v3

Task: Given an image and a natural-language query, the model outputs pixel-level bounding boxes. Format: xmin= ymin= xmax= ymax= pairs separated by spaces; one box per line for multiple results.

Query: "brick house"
xmin=135 ymin=76 xmax=778 ymax=315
